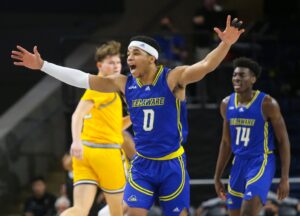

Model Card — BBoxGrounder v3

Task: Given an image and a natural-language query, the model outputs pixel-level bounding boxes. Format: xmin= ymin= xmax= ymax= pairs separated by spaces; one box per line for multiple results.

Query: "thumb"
xmin=33 ymin=45 xmax=40 ymax=56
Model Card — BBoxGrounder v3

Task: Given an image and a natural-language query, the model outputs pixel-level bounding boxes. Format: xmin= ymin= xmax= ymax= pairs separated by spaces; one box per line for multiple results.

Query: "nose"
xmin=127 ymin=53 xmax=134 ymax=61
xmin=233 ymin=75 xmax=240 ymax=82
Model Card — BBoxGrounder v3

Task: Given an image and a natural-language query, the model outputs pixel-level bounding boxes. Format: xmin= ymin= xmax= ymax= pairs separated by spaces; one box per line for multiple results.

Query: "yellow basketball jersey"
xmin=80 ymin=90 xmax=123 ymax=145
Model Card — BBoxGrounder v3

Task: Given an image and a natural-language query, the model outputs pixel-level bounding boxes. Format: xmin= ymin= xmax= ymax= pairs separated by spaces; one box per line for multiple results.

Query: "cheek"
xmin=102 ymin=64 xmax=114 ymax=71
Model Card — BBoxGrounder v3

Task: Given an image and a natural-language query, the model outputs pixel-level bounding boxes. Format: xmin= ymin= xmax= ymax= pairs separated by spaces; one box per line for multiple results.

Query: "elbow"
xmin=71 ymin=113 xmax=77 ymax=123
xmin=72 ymin=112 xmax=82 ymax=122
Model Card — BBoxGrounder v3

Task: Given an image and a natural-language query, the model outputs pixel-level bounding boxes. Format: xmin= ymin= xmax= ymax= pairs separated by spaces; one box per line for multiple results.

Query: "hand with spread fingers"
xmin=11 ymin=45 xmax=44 ymax=70
xmin=214 ymin=15 xmax=245 ymax=46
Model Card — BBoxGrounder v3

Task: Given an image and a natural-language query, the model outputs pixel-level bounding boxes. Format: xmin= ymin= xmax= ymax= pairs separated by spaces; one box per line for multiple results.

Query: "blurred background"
xmin=0 ymin=0 xmax=299 ymax=215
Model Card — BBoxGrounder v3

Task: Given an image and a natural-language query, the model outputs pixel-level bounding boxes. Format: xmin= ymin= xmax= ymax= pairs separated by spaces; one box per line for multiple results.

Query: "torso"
xmin=225 ymin=90 xmax=275 ymax=157
xmin=125 ymin=66 xmax=188 ymax=158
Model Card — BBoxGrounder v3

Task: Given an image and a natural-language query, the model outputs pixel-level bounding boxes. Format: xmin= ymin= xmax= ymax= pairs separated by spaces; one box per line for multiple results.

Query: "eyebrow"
xmin=233 ymin=71 xmax=246 ymax=75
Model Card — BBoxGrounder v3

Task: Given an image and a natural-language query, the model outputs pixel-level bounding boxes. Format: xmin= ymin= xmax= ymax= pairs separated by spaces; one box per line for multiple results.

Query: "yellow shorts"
xmin=72 ymin=144 xmax=126 ymax=193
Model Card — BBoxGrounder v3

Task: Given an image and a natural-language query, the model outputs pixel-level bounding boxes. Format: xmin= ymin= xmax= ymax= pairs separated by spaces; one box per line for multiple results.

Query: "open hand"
xmin=11 ymin=45 xmax=44 ymax=70
xmin=214 ymin=15 xmax=245 ymax=46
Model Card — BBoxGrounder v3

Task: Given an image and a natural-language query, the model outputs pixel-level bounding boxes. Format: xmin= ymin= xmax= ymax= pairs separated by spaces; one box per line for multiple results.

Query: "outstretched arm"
xmin=263 ymin=96 xmax=290 ymax=200
xmin=169 ymin=15 xmax=244 ymax=88
xmin=214 ymin=97 xmax=232 ymax=200
xmin=11 ymin=46 xmax=127 ymax=93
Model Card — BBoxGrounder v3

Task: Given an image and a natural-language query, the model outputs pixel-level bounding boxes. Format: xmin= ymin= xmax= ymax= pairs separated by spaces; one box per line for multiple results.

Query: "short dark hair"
xmin=31 ymin=176 xmax=45 ymax=184
xmin=129 ymin=35 xmax=161 ymax=53
xmin=233 ymin=57 xmax=262 ymax=78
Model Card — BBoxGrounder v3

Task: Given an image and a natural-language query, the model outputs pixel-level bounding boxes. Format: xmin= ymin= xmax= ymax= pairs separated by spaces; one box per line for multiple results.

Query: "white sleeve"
xmin=41 ymin=61 xmax=90 ymax=89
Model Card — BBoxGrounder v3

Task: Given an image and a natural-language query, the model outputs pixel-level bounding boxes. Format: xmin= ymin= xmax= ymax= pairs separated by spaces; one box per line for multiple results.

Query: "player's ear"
xmin=251 ymin=75 xmax=256 ymax=84
xmin=96 ymin=61 xmax=102 ymax=70
xmin=149 ymin=55 xmax=156 ymax=64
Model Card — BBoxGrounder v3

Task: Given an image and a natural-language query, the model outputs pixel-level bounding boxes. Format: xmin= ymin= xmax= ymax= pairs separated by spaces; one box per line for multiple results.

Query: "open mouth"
xmin=129 ymin=65 xmax=136 ymax=70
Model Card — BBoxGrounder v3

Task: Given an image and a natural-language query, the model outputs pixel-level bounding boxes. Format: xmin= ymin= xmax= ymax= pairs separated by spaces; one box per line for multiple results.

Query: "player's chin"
xmin=131 ymin=70 xmax=140 ymax=78
xmin=233 ymin=86 xmax=243 ymax=93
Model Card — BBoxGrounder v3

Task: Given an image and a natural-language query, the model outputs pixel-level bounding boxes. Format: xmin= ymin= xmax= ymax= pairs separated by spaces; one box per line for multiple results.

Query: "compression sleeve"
xmin=41 ymin=61 xmax=90 ymax=89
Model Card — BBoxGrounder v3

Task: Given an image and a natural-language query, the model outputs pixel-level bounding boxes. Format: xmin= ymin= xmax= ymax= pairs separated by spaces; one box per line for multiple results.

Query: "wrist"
xmin=39 ymin=60 xmax=44 ymax=70
xmin=40 ymin=60 xmax=47 ymax=71
xmin=214 ymin=175 xmax=221 ymax=181
xmin=281 ymin=176 xmax=289 ymax=181
xmin=220 ymin=41 xmax=232 ymax=48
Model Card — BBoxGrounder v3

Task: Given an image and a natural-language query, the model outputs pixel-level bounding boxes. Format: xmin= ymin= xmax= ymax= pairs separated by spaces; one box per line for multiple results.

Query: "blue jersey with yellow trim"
xmin=226 ymin=90 xmax=275 ymax=157
xmin=125 ymin=66 xmax=188 ymax=158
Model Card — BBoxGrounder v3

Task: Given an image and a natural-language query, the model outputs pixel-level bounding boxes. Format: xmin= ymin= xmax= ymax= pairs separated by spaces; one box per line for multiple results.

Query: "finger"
xmin=213 ymin=27 xmax=223 ymax=36
xmin=226 ymin=15 xmax=231 ymax=27
xmin=220 ymin=191 xmax=227 ymax=200
xmin=11 ymin=55 xmax=23 ymax=61
xmin=16 ymin=45 xmax=29 ymax=54
xmin=11 ymin=50 xmax=23 ymax=56
xmin=277 ymin=189 xmax=283 ymax=200
xmin=231 ymin=18 xmax=239 ymax=27
xmin=239 ymin=28 xmax=245 ymax=34
xmin=13 ymin=62 xmax=25 ymax=66
xmin=33 ymin=45 xmax=40 ymax=56
xmin=234 ymin=21 xmax=243 ymax=30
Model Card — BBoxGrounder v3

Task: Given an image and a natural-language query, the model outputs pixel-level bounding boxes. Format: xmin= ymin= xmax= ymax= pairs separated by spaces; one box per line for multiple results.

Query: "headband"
xmin=128 ymin=40 xmax=159 ymax=59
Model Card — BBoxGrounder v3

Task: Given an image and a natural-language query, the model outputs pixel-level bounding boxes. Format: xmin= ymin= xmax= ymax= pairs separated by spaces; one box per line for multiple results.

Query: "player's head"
xmin=232 ymin=57 xmax=261 ymax=93
xmin=127 ymin=35 xmax=161 ymax=78
xmin=95 ymin=40 xmax=122 ymax=76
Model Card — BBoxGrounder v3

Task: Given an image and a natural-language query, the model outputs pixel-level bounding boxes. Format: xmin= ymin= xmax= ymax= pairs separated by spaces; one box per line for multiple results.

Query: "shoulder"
xmin=220 ymin=95 xmax=230 ymax=118
xmin=167 ymin=65 xmax=189 ymax=89
xmin=262 ymin=95 xmax=279 ymax=110
xmin=222 ymin=96 xmax=231 ymax=105
xmin=262 ymin=94 xmax=281 ymax=119
xmin=167 ymin=66 xmax=189 ymax=78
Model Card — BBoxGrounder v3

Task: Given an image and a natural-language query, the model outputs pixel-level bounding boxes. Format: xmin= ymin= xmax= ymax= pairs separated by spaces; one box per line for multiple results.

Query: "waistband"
xmin=82 ymin=141 xmax=121 ymax=149
xmin=136 ymin=145 xmax=184 ymax=160
xmin=234 ymin=150 xmax=273 ymax=160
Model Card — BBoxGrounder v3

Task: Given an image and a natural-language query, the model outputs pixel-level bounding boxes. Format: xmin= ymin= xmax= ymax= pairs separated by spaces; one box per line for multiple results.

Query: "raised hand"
xmin=11 ymin=45 xmax=44 ymax=70
xmin=214 ymin=15 xmax=245 ymax=46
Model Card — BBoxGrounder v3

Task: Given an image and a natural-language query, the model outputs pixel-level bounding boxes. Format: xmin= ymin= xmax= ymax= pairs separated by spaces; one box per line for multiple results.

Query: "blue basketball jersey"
xmin=226 ymin=90 xmax=275 ymax=157
xmin=125 ymin=66 xmax=188 ymax=158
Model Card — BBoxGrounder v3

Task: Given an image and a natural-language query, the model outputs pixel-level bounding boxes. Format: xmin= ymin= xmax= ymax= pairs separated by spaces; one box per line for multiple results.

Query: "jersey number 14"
xmin=235 ymin=127 xmax=250 ymax=146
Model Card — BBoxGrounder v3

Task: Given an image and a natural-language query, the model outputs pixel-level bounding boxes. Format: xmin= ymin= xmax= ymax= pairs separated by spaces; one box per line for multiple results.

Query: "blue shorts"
xmin=124 ymin=153 xmax=190 ymax=216
xmin=226 ymin=153 xmax=276 ymax=209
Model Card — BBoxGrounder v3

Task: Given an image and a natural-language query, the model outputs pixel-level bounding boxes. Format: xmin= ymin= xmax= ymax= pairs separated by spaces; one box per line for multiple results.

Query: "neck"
xmin=139 ymin=64 xmax=158 ymax=85
xmin=97 ymin=71 xmax=105 ymax=77
xmin=237 ymin=89 xmax=255 ymax=105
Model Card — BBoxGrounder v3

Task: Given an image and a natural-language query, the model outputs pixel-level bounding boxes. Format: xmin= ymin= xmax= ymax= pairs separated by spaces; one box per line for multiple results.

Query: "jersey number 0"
xmin=143 ymin=109 xmax=154 ymax=131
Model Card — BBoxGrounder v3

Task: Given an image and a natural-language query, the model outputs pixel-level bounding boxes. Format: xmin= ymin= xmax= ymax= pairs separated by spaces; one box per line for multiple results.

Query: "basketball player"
xmin=12 ymin=15 xmax=244 ymax=216
xmin=49 ymin=41 xmax=135 ymax=216
xmin=214 ymin=57 xmax=290 ymax=216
